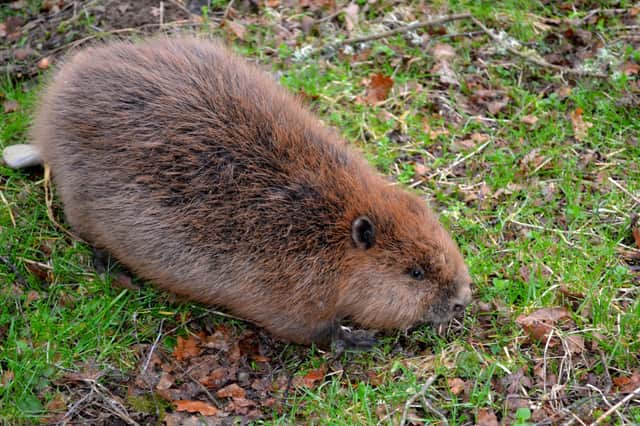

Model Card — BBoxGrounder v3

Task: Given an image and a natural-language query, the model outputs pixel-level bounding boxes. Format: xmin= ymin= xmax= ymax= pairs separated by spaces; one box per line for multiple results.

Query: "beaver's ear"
xmin=352 ymin=216 xmax=375 ymax=250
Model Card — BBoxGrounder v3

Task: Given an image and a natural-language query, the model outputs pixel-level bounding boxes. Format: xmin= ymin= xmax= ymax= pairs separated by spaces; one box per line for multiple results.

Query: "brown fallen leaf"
xmin=431 ymin=60 xmax=459 ymax=87
xmin=3 ymin=100 xmax=19 ymax=113
xmin=343 ymin=2 xmax=359 ymax=33
xmin=199 ymin=367 xmax=227 ymax=388
xmin=423 ymin=119 xmax=449 ymax=139
xmin=156 ymin=371 xmax=175 ymax=390
xmin=565 ymin=334 xmax=584 ymax=354
xmin=44 ymin=393 xmax=66 ymax=412
xmin=621 ymin=62 xmax=640 ymax=76
xmin=363 ymin=74 xmax=393 ymax=105
xmin=516 ymin=307 xmax=570 ymax=343
xmin=25 ymin=262 xmax=50 ymax=282
xmin=613 ymin=371 xmax=640 ymax=393
xmin=631 ymin=214 xmax=640 ymax=249
xmin=1 ymin=370 xmax=14 ymax=386
xmin=292 ymin=366 xmax=327 ymax=389
xmin=447 ymin=377 xmax=465 ymax=395
xmin=520 ymin=115 xmax=539 ymax=126
xmin=225 ymin=20 xmax=246 ymax=40
xmin=477 ymin=408 xmax=499 ymax=426
xmin=487 ymin=97 xmax=509 ymax=115
xmin=414 ymin=162 xmax=429 ymax=176
xmin=174 ymin=400 xmax=218 ymax=416
xmin=520 ymin=148 xmax=546 ymax=172
xmin=14 ymin=47 xmax=36 ymax=61
xmin=569 ymin=108 xmax=592 ymax=141
xmin=556 ymin=85 xmax=572 ymax=99
xmin=430 ymin=43 xmax=456 ymax=61
xmin=173 ymin=334 xmax=202 ymax=361
xmin=216 ymin=383 xmax=246 ymax=399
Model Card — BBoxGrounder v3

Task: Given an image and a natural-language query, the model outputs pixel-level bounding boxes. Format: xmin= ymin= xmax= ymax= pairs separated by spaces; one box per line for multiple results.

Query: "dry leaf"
xmin=487 ymin=98 xmax=509 ymax=115
xmin=423 ymin=119 xmax=449 ymax=138
xmin=613 ymin=371 xmax=640 ymax=393
xmin=1 ymin=370 xmax=14 ymax=387
xmin=225 ymin=20 xmax=246 ymax=40
xmin=174 ymin=400 xmax=218 ymax=416
xmin=520 ymin=115 xmax=538 ymax=126
xmin=3 ymin=100 xmax=19 ymax=113
xmin=364 ymin=74 xmax=393 ymax=105
xmin=477 ymin=408 xmax=499 ymax=426
xmin=448 ymin=377 xmax=465 ymax=395
xmin=173 ymin=334 xmax=202 ymax=361
xmin=431 ymin=61 xmax=459 ymax=87
xmin=265 ymin=0 xmax=280 ymax=6
xmin=216 ymin=383 xmax=246 ymax=399
xmin=14 ymin=47 xmax=35 ymax=61
xmin=343 ymin=3 xmax=359 ymax=33
xmin=414 ymin=163 xmax=429 ymax=176
xmin=430 ymin=43 xmax=456 ymax=61
xmin=293 ymin=366 xmax=327 ymax=389
xmin=621 ymin=62 xmax=640 ymax=76
xmin=556 ymin=85 xmax=572 ymax=99
xmin=516 ymin=307 xmax=570 ymax=343
xmin=520 ymin=148 xmax=545 ymax=171
xmin=569 ymin=108 xmax=592 ymax=141
xmin=156 ymin=371 xmax=175 ymax=390
xmin=45 ymin=393 xmax=66 ymax=412
xmin=632 ymin=215 xmax=640 ymax=249
xmin=565 ymin=334 xmax=584 ymax=354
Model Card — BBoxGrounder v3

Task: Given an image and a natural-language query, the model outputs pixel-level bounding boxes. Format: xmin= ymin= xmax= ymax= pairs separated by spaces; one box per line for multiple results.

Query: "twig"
xmin=470 ymin=16 xmax=608 ymax=78
xmin=591 ymin=385 xmax=640 ymax=425
xmin=141 ymin=319 xmax=165 ymax=375
xmin=167 ymin=0 xmax=192 ymax=16
xmin=319 ymin=13 xmax=471 ymax=54
xmin=399 ymin=375 xmax=438 ymax=426
xmin=429 ymin=138 xmax=492 ymax=179
xmin=223 ymin=0 xmax=235 ymax=19
xmin=419 ymin=394 xmax=449 ymax=425
xmin=0 ymin=190 xmax=16 ymax=227
xmin=316 ymin=8 xmax=346 ymax=23
xmin=608 ymin=177 xmax=640 ymax=205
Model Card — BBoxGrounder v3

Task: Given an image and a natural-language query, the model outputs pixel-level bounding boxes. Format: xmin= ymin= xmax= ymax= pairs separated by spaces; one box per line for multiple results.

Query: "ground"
xmin=1 ymin=0 xmax=639 ymax=424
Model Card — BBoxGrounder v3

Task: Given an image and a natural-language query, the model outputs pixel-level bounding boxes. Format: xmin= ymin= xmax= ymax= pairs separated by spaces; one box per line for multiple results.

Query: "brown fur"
xmin=32 ymin=37 xmax=472 ymax=346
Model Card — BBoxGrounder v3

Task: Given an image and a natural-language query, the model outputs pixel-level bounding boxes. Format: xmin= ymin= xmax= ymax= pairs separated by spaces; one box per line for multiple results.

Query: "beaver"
xmin=27 ymin=36 xmax=472 ymax=347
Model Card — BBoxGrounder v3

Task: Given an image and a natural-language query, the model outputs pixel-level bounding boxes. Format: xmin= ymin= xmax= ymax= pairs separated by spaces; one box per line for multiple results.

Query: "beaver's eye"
xmin=409 ymin=266 xmax=425 ymax=280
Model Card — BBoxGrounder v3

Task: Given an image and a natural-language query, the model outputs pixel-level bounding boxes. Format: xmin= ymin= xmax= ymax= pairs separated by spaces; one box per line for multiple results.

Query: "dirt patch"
xmin=0 ymin=0 xmax=196 ymax=79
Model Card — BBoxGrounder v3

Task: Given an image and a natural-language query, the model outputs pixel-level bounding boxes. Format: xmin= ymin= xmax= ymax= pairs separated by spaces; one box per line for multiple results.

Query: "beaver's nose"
xmin=451 ymin=281 xmax=473 ymax=314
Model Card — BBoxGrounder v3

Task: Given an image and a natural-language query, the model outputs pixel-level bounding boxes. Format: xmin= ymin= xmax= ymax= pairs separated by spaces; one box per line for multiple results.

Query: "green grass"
xmin=2 ymin=0 xmax=640 ymax=423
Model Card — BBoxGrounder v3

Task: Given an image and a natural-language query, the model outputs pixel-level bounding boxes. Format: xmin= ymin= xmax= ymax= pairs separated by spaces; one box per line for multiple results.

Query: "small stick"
xmin=399 ymin=375 xmax=438 ymax=426
xmin=167 ymin=0 xmax=192 ymax=16
xmin=429 ymin=138 xmax=492 ymax=179
xmin=223 ymin=0 xmax=235 ymax=19
xmin=591 ymin=385 xmax=640 ymax=425
xmin=470 ymin=16 xmax=608 ymax=78
xmin=609 ymin=177 xmax=640 ymax=205
xmin=0 ymin=190 xmax=16 ymax=227
xmin=320 ymin=13 xmax=471 ymax=53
